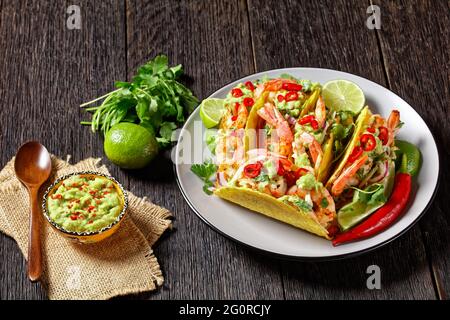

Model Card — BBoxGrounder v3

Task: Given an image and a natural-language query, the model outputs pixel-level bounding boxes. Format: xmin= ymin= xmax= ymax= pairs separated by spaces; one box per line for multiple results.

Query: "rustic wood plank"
xmin=0 ymin=0 xmax=126 ymax=299
xmin=126 ymin=0 xmax=285 ymax=299
xmin=372 ymin=0 xmax=450 ymax=299
xmin=248 ymin=0 xmax=437 ymax=299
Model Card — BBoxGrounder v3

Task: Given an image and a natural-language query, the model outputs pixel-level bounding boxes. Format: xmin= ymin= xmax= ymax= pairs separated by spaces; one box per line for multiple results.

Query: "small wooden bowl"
xmin=42 ymin=171 xmax=128 ymax=244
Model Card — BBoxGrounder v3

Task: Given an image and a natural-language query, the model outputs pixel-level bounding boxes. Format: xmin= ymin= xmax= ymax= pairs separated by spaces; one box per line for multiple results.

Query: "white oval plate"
xmin=174 ymin=68 xmax=439 ymax=260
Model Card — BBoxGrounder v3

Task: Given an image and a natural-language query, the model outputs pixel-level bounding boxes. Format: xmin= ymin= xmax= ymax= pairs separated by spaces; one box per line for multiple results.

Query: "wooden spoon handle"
xmin=28 ymin=187 xmax=42 ymax=282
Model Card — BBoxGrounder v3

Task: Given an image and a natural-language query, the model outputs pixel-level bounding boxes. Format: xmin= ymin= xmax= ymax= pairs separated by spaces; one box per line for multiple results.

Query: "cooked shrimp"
xmin=315 ymin=96 xmax=326 ymax=129
xmin=331 ymin=154 xmax=369 ymax=196
xmin=387 ymin=110 xmax=400 ymax=146
xmin=288 ymin=185 xmax=336 ymax=226
xmin=257 ymin=102 xmax=293 ymax=157
xmin=263 ymin=78 xmax=296 ymax=92
xmin=269 ymin=176 xmax=287 ymax=198
xmin=295 ymin=131 xmax=323 ymax=170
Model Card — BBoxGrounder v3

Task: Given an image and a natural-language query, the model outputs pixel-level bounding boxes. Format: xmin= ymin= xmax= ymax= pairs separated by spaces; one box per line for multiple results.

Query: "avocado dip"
xmin=47 ymin=174 xmax=124 ymax=233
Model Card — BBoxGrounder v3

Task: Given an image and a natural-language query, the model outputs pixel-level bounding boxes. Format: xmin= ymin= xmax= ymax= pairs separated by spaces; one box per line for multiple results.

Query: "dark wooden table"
xmin=0 ymin=0 xmax=448 ymax=300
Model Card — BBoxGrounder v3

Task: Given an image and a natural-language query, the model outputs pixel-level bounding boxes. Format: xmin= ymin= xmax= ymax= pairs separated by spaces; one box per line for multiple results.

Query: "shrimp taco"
xmin=214 ymin=78 xmax=342 ymax=239
xmin=194 ymin=75 xmax=403 ymax=241
xmin=326 ymin=106 xmax=401 ymax=230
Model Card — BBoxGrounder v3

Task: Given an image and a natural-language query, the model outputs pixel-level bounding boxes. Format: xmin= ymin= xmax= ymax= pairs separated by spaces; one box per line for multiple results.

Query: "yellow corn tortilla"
xmin=326 ymin=106 xmax=372 ymax=188
xmin=214 ymin=186 xmax=331 ymax=239
xmin=244 ymin=92 xmax=268 ymax=152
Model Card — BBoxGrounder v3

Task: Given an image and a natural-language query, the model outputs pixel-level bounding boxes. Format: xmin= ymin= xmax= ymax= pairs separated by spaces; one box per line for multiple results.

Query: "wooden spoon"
xmin=14 ymin=141 xmax=52 ymax=282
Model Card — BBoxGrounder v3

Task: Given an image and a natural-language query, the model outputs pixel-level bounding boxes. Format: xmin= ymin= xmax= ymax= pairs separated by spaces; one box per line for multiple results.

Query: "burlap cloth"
xmin=0 ymin=156 xmax=172 ymax=299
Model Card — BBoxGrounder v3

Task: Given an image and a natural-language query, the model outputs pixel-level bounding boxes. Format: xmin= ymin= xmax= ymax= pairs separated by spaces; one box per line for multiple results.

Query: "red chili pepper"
xmin=70 ymin=215 xmax=77 ymax=221
xmin=243 ymin=97 xmax=254 ymax=107
xmin=89 ymin=190 xmax=96 ymax=195
xmin=103 ymin=191 xmax=110 ymax=195
xmin=332 ymin=173 xmax=411 ymax=246
xmin=244 ymin=162 xmax=262 ymax=178
xmin=360 ymin=134 xmax=376 ymax=151
xmin=348 ymin=146 xmax=363 ymax=163
xmin=231 ymin=88 xmax=243 ymax=98
xmin=310 ymin=119 xmax=319 ymax=130
xmin=87 ymin=205 xmax=96 ymax=212
xmin=378 ymin=126 xmax=389 ymax=145
xmin=244 ymin=81 xmax=255 ymax=91
xmin=367 ymin=127 xmax=376 ymax=133
xmin=285 ymin=91 xmax=299 ymax=102
xmin=299 ymin=115 xmax=315 ymax=125
xmin=231 ymin=115 xmax=238 ymax=121
xmin=277 ymin=94 xmax=285 ymax=102
xmin=282 ymin=83 xmax=302 ymax=91
xmin=51 ymin=194 xmax=62 ymax=200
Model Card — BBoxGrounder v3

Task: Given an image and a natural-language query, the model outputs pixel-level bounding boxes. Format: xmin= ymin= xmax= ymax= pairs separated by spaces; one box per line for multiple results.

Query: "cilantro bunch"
xmin=80 ymin=55 xmax=198 ymax=148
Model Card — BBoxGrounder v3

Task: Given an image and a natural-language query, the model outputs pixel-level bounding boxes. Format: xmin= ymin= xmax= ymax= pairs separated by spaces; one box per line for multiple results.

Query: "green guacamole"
xmin=47 ymin=174 xmax=123 ymax=233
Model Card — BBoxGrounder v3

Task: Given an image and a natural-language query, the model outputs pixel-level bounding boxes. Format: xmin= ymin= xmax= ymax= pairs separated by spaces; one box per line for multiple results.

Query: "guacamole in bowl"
xmin=43 ymin=172 xmax=127 ymax=243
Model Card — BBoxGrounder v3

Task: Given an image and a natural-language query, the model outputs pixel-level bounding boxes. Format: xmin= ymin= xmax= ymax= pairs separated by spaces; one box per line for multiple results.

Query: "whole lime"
xmin=104 ymin=123 xmax=158 ymax=169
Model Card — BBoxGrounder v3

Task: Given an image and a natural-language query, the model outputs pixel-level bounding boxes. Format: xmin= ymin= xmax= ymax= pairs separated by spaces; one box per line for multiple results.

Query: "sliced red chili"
xmin=231 ymin=115 xmax=238 ymax=121
xmin=310 ymin=119 xmax=319 ymax=130
xmin=231 ymin=88 xmax=243 ymax=98
xmin=244 ymin=162 xmax=262 ymax=178
xmin=51 ymin=194 xmax=62 ymax=200
xmin=244 ymin=81 xmax=255 ymax=91
xmin=299 ymin=115 xmax=315 ymax=125
xmin=282 ymin=83 xmax=303 ymax=91
xmin=285 ymin=91 xmax=299 ymax=102
xmin=360 ymin=134 xmax=376 ymax=151
xmin=348 ymin=146 xmax=363 ymax=163
xmin=277 ymin=94 xmax=285 ymax=102
xmin=378 ymin=126 xmax=389 ymax=145
xmin=243 ymin=97 xmax=254 ymax=107
xmin=367 ymin=127 xmax=375 ymax=133
xmin=70 ymin=215 xmax=77 ymax=221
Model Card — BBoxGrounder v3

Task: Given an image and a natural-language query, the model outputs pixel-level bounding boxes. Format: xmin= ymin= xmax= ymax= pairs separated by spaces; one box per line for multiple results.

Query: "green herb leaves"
xmin=80 ymin=55 xmax=198 ymax=149
xmin=191 ymin=160 xmax=217 ymax=195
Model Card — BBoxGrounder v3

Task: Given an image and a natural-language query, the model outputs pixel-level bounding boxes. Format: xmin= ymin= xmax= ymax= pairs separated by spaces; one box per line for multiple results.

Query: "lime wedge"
xmin=322 ymin=80 xmax=365 ymax=114
xmin=199 ymin=98 xmax=225 ymax=128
